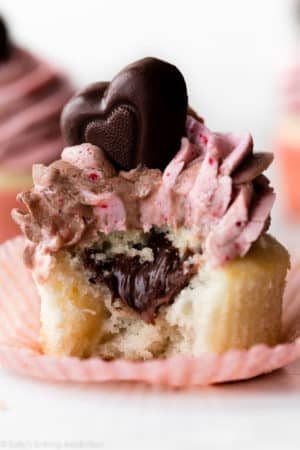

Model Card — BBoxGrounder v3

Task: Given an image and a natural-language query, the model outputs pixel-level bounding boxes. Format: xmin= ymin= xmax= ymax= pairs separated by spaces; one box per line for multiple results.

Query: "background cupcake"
xmin=276 ymin=1 xmax=300 ymax=218
xmin=0 ymin=16 xmax=74 ymax=242
xmin=277 ymin=63 xmax=300 ymax=217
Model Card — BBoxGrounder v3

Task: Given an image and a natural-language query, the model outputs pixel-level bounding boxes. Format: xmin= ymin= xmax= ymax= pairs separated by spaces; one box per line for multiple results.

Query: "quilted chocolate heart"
xmin=61 ymin=57 xmax=188 ymax=171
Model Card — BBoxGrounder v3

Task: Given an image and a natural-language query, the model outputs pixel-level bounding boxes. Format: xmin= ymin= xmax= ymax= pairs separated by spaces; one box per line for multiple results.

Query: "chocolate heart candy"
xmin=61 ymin=57 xmax=188 ymax=171
xmin=0 ymin=17 xmax=11 ymax=62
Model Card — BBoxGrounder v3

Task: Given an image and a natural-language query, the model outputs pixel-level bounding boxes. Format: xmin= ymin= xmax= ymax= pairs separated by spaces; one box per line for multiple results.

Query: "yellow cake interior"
xmin=34 ymin=230 xmax=290 ymax=360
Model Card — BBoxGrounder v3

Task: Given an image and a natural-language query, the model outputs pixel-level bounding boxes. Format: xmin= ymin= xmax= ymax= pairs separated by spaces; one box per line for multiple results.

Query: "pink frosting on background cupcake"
xmin=0 ymin=47 xmax=73 ymax=170
xmin=0 ymin=20 xmax=74 ymax=242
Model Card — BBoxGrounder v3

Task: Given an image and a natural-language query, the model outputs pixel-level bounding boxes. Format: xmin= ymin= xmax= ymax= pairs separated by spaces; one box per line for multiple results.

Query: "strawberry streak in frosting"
xmin=0 ymin=48 xmax=73 ymax=170
xmin=13 ymin=116 xmax=274 ymax=277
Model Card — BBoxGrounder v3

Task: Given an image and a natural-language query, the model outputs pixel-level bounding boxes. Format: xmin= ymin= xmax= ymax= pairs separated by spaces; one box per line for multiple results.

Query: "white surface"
xmin=1 ymin=360 xmax=300 ymax=449
xmin=1 ymin=1 xmax=300 ymax=448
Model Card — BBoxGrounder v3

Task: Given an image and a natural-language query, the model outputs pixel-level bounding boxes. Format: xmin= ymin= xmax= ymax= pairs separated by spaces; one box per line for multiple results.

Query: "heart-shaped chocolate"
xmin=0 ymin=17 xmax=11 ymax=62
xmin=61 ymin=57 xmax=188 ymax=171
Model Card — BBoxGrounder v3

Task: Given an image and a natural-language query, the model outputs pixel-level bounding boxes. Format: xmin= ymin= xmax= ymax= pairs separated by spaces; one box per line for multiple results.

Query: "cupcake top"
xmin=13 ymin=57 xmax=274 ymax=275
xmin=0 ymin=17 xmax=73 ymax=171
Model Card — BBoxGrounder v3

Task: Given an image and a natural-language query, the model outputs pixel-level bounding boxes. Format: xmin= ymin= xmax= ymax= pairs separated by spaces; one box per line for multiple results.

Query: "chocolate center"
xmin=82 ymin=231 xmax=195 ymax=322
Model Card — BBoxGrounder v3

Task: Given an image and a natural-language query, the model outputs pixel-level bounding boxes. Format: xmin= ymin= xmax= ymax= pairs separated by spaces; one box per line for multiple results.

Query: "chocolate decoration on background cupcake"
xmin=0 ymin=16 xmax=11 ymax=61
xmin=61 ymin=57 xmax=188 ymax=171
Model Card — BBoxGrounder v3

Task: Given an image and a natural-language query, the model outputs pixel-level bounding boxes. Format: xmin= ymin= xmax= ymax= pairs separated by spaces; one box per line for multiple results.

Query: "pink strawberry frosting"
xmin=0 ymin=47 xmax=73 ymax=170
xmin=13 ymin=116 xmax=274 ymax=276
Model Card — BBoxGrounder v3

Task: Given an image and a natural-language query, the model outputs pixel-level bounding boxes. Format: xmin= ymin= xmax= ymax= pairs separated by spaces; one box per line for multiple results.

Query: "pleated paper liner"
xmin=0 ymin=236 xmax=300 ymax=387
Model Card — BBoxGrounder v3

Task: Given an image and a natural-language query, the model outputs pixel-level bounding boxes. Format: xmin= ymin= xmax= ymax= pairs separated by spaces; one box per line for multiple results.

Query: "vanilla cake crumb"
xmin=35 ymin=229 xmax=290 ymax=360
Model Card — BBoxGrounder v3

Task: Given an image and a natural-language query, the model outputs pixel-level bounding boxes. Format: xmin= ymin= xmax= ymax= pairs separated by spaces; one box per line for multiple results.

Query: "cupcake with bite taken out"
xmin=13 ymin=58 xmax=290 ymax=360
xmin=0 ymin=16 xmax=73 ymax=242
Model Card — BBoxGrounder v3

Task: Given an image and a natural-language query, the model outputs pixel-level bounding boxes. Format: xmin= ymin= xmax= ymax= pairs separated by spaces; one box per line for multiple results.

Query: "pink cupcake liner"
xmin=0 ymin=237 xmax=300 ymax=387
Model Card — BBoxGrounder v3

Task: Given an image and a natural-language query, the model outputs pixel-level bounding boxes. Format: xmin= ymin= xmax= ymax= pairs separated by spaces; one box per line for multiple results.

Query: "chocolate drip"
xmin=82 ymin=231 xmax=194 ymax=322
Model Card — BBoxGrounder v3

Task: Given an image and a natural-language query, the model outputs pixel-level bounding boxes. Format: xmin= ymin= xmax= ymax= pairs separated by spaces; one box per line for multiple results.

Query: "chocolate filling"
xmin=82 ymin=231 xmax=195 ymax=322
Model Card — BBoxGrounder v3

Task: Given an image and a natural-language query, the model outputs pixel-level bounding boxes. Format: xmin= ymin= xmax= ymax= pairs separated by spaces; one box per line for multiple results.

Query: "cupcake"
xmin=13 ymin=58 xmax=290 ymax=360
xmin=0 ymin=16 xmax=73 ymax=242
xmin=276 ymin=51 xmax=300 ymax=217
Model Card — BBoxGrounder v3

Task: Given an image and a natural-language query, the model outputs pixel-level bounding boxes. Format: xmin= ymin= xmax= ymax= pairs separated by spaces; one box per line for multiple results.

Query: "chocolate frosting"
xmin=61 ymin=57 xmax=188 ymax=171
xmin=0 ymin=16 xmax=11 ymax=62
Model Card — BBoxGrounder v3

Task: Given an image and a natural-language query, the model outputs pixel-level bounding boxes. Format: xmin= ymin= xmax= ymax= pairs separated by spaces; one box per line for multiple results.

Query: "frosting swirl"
xmin=13 ymin=116 xmax=274 ymax=277
xmin=0 ymin=47 xmax=73 ymax=170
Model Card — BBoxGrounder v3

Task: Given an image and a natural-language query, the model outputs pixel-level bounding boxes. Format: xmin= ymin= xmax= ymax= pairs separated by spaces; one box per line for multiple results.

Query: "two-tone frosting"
xmin=13 ymin=115 xmax=274 ymax=277
xmin=12 ymin=57 xmax=275 ymax=280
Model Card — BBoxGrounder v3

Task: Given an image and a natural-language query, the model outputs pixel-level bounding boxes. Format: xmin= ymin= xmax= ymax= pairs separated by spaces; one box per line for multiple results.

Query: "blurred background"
xmin=1 ymin=0 xmax=295 ymax=145
xmin=0 ymin=0 xmax=299 ymax=249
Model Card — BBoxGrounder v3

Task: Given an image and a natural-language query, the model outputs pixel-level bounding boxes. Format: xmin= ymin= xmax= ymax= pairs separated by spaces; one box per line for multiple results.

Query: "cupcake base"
xmin=0 ymin=237 xmax=298 ymax=386
xmin=35 ymin=232 xmax=289 ymax=360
